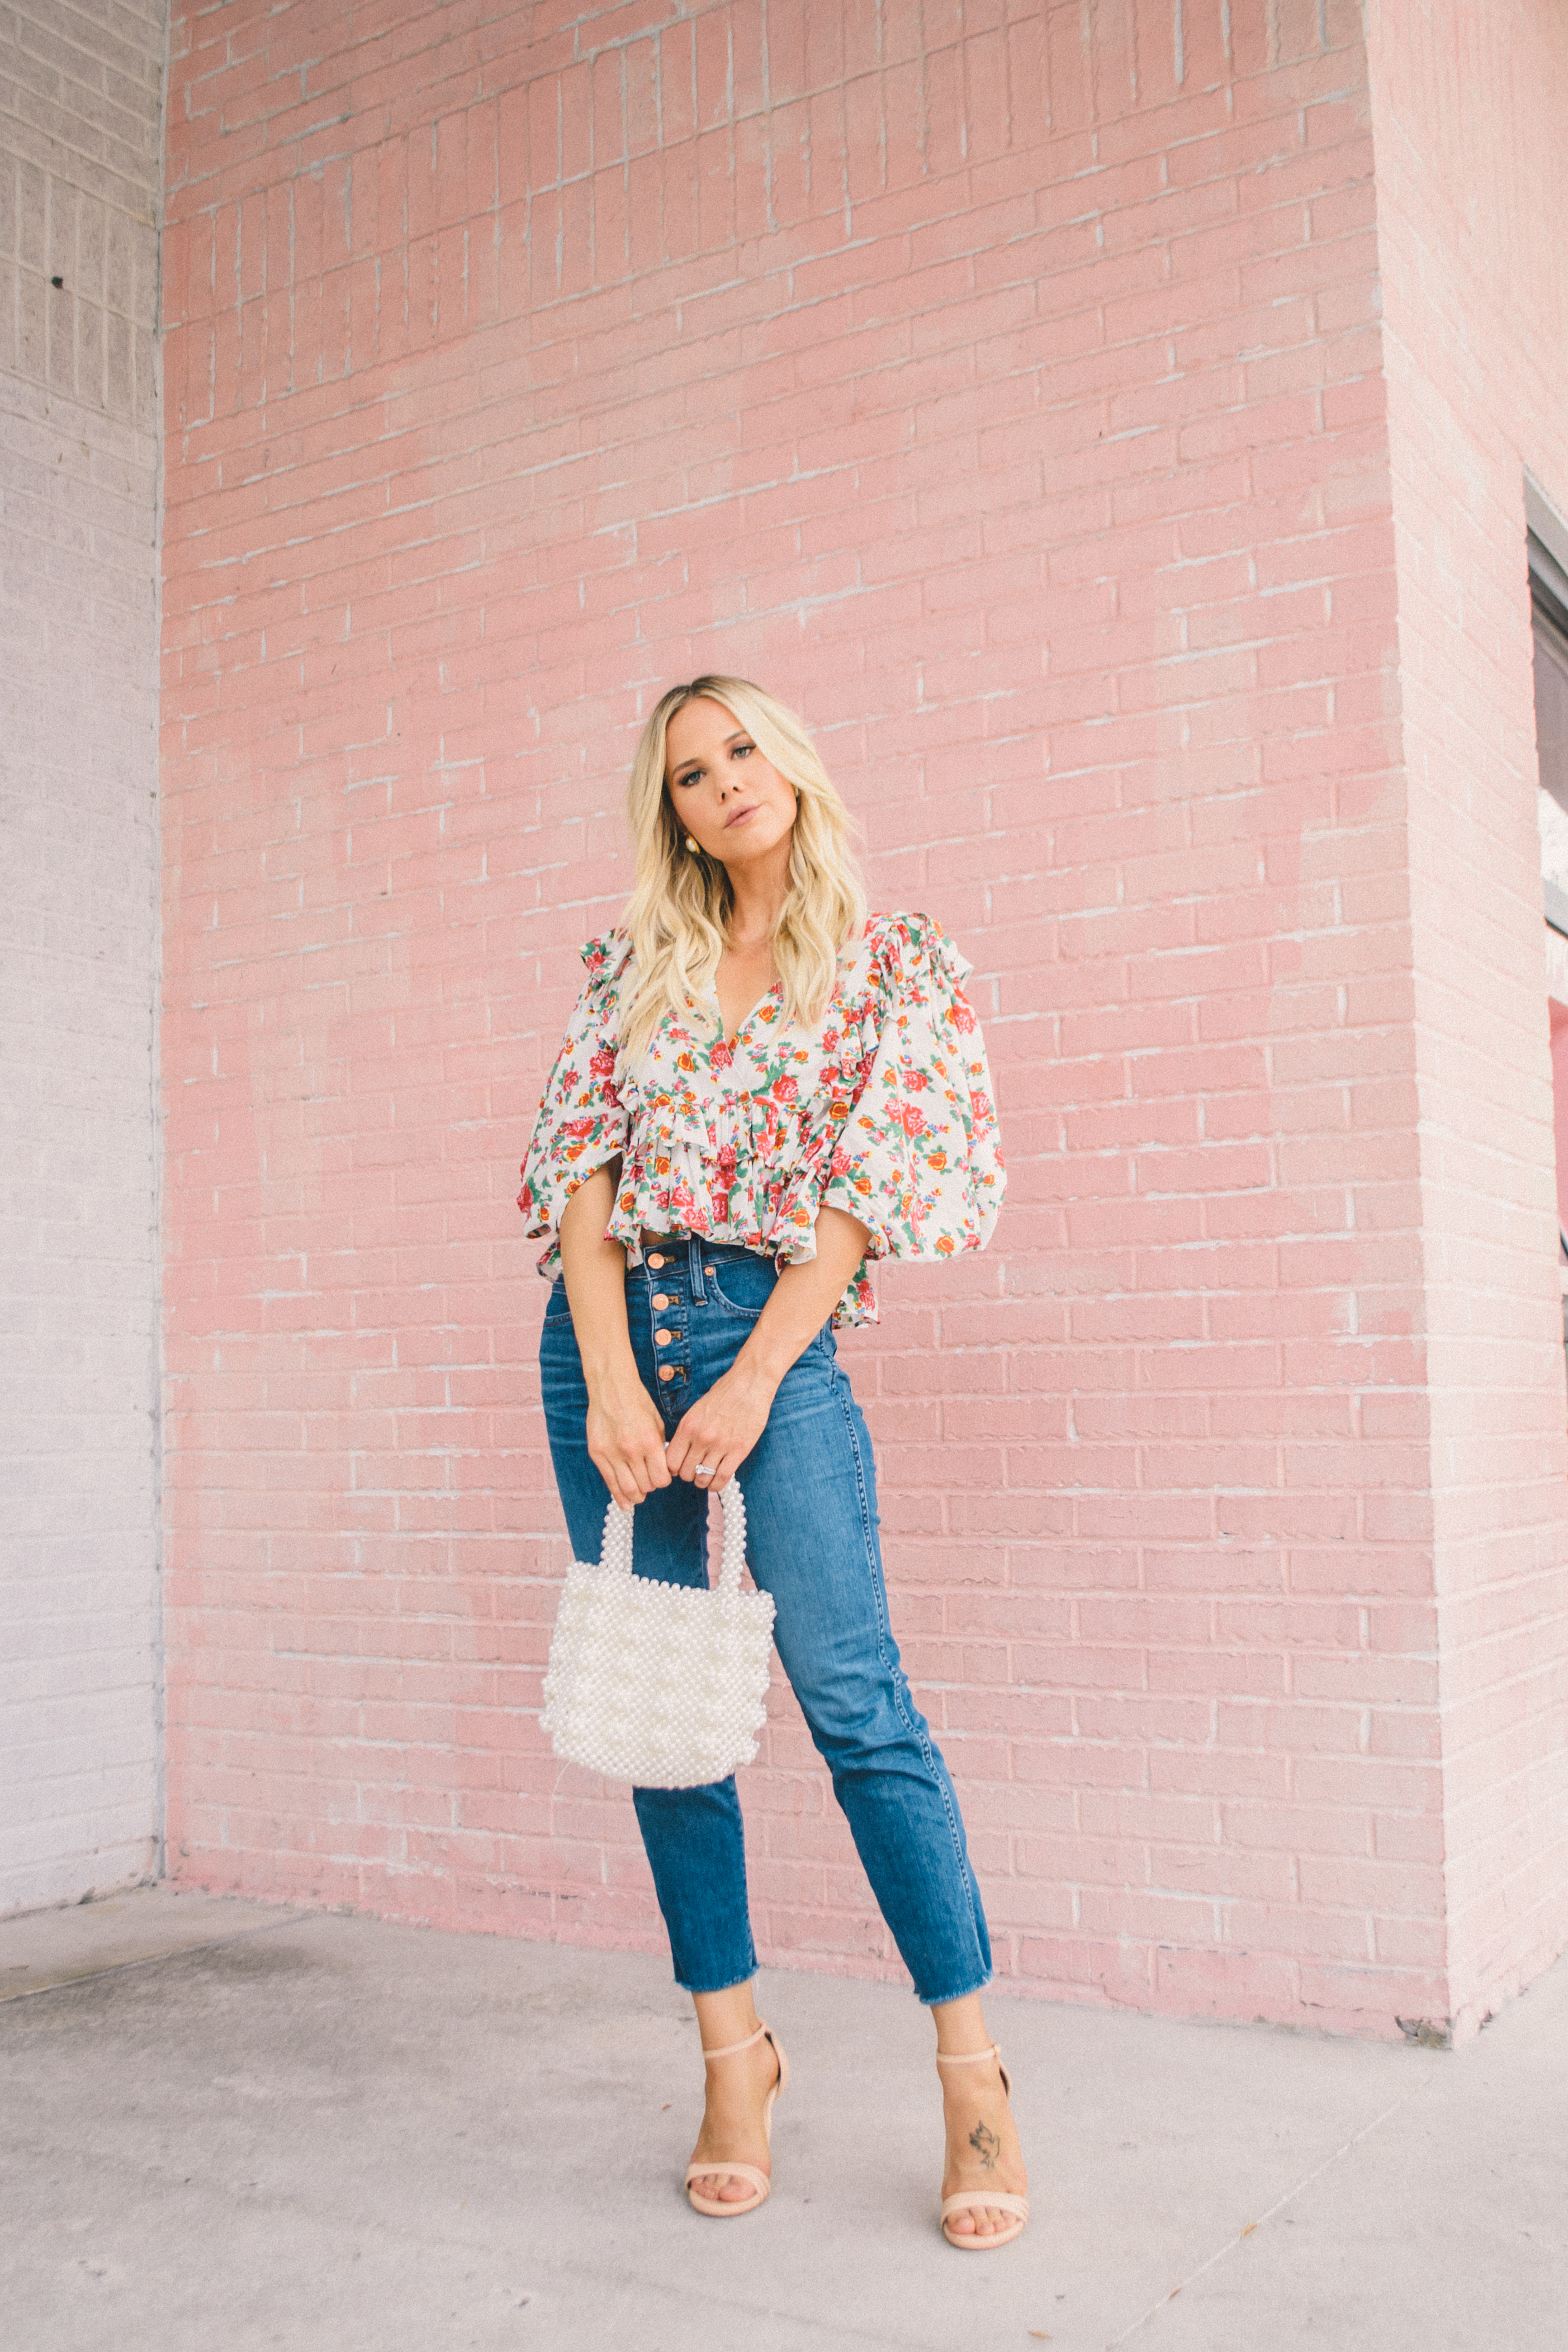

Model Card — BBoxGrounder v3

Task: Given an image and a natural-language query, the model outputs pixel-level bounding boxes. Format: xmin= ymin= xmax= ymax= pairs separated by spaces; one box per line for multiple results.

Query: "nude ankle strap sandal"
xmin=684 ymin=2020 xmax=789 ymax=2218
xmin=935 ymin=2042 xmax=1029 ymax=2250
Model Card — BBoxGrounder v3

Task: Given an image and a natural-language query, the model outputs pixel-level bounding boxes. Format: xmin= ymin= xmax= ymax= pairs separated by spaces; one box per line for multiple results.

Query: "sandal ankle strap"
xmin=935 ymin=2041 xmax=1001 ymax=2069
xmin=700 ymin=2020 xmax=770 ymax=2064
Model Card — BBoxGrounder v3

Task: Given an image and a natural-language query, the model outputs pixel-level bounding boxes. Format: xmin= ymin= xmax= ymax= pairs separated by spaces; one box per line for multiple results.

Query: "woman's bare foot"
xmin=686 ymin=1984 xmax=782 ymax=2207
xmin=932 ymin=1995 xmax=1029 ymax=2244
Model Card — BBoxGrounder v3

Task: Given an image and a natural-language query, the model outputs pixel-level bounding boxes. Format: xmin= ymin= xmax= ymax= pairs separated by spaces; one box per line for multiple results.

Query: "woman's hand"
xmin=558 ymin=1163 xmax=671 ymax=1508
xmin=669 ymin=1207 xmax=873 ymax=1490
xmin=586 ymin=1368 xmax=672 ymax=1508
xmin=665 ymin=1359 xmax=779 ymax=1491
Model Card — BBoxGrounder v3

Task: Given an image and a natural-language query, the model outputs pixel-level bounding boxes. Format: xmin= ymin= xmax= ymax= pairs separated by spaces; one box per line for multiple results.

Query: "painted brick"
xmin=154 ymin=0 xmax=1568 ymax=2044
xmin=1365 ymin=0 xmax=1568 ymax=2045
xmin=1 ymin=0 xmax=168 ymax=1915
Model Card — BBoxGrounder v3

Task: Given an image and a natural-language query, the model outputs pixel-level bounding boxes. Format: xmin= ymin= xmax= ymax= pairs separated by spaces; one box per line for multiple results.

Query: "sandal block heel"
xmin=935 ymin=2042 xmax=1029 ymax=2251
xmin=684 ymin=2021 xmax=788 ymax=2218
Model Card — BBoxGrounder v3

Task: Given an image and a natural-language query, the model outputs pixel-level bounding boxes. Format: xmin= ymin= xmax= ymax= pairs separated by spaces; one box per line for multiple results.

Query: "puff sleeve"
xmin=517 ymin=935 xmax=633 ymax=1264
xmin=818 ymin=914 xmax=1005 ymax=1268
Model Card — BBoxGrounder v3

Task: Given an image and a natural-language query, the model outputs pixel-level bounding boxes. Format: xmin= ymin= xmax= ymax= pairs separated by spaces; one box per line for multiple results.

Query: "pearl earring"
xmin=685 ymin=835 xmax=700 ymax=853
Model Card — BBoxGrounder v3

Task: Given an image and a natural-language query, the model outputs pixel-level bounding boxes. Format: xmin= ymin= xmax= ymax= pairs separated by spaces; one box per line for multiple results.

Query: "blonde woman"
xmin=518 ymin=678 xmax=1026 ymax=2249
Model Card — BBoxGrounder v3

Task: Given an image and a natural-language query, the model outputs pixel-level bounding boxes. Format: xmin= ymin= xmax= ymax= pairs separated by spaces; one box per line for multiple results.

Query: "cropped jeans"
xmin=539 ymin=1234 xmax=992 ymax=2006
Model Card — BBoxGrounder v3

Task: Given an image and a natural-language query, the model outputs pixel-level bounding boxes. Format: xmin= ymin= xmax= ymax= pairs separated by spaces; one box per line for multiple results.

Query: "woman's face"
xmin=664 ymin=697 xmax=798 ymax=870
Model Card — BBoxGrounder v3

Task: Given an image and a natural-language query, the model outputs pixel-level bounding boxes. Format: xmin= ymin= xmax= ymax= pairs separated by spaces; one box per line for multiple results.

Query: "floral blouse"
xmin=517 ymin=911 xmax=1005 ymax=1327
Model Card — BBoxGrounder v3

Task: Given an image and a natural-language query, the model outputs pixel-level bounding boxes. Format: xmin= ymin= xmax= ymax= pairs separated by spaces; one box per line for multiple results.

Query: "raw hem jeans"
xmin=539 ymin=1235 xmax=992 ymax=2006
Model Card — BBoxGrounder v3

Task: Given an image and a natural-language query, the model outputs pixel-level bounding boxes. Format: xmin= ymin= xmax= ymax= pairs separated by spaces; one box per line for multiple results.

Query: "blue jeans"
xmin=539 ymin=1235 xmax=992 ymax=2005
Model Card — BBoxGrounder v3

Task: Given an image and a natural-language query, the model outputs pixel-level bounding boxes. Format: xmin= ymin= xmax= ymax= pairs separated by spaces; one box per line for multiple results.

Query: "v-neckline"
xmin=705 ymin=929 xmax=879 ymax=1055
xmin=713 ymin=978 xmax=783 ymax=1053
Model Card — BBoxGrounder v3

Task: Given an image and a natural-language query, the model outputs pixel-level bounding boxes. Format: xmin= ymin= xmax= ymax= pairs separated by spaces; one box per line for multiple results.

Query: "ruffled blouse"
xmin=517 ymin=911 xmax=1005 ymax=1327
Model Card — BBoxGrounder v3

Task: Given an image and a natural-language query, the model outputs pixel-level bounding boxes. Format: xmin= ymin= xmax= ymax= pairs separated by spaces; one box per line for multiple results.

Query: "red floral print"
xmin=517 ymin=912 xmax=1005 ymax=1327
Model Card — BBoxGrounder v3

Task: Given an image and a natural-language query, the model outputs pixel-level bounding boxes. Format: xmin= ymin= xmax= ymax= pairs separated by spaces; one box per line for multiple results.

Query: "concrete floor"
xmin=1 ymin=1889 xmax=1564 ymax=2351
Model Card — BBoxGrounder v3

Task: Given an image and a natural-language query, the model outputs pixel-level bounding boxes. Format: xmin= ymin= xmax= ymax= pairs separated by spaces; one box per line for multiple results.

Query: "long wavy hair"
xmin=620 ymin=676 xmax=867 ymax=1057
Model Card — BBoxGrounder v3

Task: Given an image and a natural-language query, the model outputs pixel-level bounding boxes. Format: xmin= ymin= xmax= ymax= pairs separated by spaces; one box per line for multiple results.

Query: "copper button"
xmin=657 ymin=1365 xmax=674 ymax=1381
xmin=651 ymin=1293 xmax=670 ymax=1309
xmin=654 ymin=1328 xmax=672 ymax=1346
xmin=647 ymin=1252 xmax=665 ymax=1269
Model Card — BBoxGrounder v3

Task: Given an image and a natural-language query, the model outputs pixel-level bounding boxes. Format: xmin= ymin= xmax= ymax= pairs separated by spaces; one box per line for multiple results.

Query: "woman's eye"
xmin=733 ymin=743 xmax=753 ymax=759
xmin=675 ymin=768 xmax=702 ymax=787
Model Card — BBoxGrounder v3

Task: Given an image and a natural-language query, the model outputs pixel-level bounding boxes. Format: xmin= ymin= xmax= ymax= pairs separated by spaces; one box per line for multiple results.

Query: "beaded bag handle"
xmin=600 ymin=1485 xmax=749 ymax=1598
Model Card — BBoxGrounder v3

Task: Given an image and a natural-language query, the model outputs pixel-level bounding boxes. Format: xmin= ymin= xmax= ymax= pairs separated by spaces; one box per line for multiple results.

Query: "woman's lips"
xmin=723 ymin=804 xmax=757 ymax=828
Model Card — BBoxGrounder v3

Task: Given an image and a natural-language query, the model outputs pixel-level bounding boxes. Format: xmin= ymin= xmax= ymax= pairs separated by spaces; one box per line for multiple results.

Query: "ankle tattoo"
xmin=968 ymin=2121 xmax=1001 ymax=2170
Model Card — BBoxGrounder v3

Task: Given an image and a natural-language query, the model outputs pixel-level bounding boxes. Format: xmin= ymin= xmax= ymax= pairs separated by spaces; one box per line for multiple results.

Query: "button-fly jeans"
xmin=539 ymin=1234 xmax=992 ymax=2005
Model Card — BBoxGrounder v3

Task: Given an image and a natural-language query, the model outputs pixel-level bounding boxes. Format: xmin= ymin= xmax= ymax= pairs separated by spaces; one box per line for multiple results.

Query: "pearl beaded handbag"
xmin=541 ymin=1484 xmax=776 ymax=1788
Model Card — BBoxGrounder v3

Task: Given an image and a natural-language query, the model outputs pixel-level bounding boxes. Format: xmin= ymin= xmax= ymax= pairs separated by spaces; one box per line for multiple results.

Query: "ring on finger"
xmin=694 ymin=1462 xmax=715 ymax=1479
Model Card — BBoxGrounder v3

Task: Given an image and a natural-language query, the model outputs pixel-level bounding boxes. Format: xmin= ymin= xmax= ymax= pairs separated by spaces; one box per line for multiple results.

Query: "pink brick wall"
xmin=158 ymin=0 xmax=1568 ymax=2039
xmin=1365 ymin=0 xmax=1568 ymax=2041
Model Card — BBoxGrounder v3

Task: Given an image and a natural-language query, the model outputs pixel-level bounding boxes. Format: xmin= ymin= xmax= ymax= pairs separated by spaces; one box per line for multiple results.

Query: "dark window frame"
xmin=1527 ymin=479 xmax=1568 ymax=938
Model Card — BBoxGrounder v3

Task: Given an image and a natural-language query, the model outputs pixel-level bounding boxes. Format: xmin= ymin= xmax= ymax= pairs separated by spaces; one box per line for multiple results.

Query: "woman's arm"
xmin=557 ymin=1162 xmax=672 ymax=1508
xmin=664 ymin=1204 xmax=871 ymax=1490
